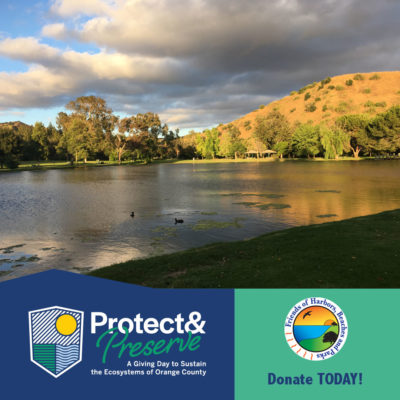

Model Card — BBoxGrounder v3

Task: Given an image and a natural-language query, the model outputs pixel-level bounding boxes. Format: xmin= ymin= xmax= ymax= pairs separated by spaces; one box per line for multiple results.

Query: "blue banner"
xmin=0 ymin=270 xmax=234 ymax=399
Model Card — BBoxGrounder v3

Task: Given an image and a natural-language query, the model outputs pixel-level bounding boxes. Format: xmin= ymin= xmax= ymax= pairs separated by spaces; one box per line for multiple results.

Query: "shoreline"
xmin=1 ymin=156 xmax=397 ymax=173
xmin=89 ymin=208 xmax=400 ymax=288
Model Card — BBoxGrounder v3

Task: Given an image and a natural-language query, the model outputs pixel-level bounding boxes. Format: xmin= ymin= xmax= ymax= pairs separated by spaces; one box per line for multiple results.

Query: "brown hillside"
xmin=0 ymin=121 xmax=31 ymax=131
xmin=224 ymin=71 xmax=400 ymax=140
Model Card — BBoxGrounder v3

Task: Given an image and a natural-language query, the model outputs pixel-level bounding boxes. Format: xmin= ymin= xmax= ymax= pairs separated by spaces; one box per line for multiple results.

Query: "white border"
xmin=284 ymin=297 xmax=348 ymax=361
xmin=28 ymin=306 xmax=84 ymax=378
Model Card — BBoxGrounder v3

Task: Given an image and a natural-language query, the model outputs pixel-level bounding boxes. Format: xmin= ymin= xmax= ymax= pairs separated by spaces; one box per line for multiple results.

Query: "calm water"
xmin=293 ymin=326 xmax=331 ymax=343
xmin=1 ymin=160 xmax=400 ymax=280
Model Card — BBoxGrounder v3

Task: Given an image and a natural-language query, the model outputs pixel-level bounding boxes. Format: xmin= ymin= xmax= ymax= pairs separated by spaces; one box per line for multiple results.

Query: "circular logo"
xmin=284 ymin=297 xmax=348 ymax=361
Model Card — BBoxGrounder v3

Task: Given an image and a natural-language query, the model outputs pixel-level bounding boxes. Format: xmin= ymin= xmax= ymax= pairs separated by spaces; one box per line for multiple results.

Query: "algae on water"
xmin=234 ymin=202 xmax=291 ymax=210
xmin=256 ymin=203 xmax=291 ymax=210
xmin=1 ymin=244 xmax=25 ymax=254
xmin=233 ymin=202 xmax=259 ymax=206
xmin=150 ymin=226 xmax=178 ymax=251
xmin=220 ymin=193 xmax=284 ymax=198
xmin=151 ymin=226 xmax=178 ymax=236
xmin=192 ymin=218 xmax=244 ymax=231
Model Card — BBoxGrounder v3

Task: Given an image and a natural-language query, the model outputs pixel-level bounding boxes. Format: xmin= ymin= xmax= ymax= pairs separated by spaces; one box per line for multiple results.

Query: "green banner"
xmin=236 ymin=290 xmax=399 ymax=399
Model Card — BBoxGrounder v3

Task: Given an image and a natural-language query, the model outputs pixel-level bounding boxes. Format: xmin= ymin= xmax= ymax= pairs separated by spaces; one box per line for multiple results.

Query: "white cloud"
xmin=0 ymin=37 xmax=188 ymax=108
xmin=50 ymin=0 xmax=115 ymax=17
xmin=41 ymin=23 xmax=69 ymax=40
xmin=0 ymin=37 xmax=60 ymax=63
xmin=0 ymin=0 xmax=400 ymax=129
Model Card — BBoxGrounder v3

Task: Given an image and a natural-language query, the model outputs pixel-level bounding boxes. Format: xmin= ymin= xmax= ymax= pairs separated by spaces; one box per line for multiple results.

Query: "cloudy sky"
xmin=0 ymin=0 xmax=399 ymax=132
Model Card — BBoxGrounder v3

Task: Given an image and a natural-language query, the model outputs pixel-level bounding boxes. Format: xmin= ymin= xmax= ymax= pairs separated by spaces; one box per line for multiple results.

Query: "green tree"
xmin=0 ymin=127 xmax=21 ymax=168
xmin=112 ymin=133 xmax=128 ymax=164
xmin=320 ymin=125 xmax=349 ymax=159
xmin=119 ymin=112 xmax=168 ymax=160
xmin=336 ymin=114 xmax=370 ymax=158
xmin=196 ymin=128 xmax=220 ymax=159
xmin=291 ymin=124 xmax=322 ymax=158
xmin=219 ymin=125 xmax=246 ymax=158
xmin=46 ymin=123 xmax=62 ymax=160
xmin=253 ymin=110 xmax=291 ymax=149
xmin=63 ymin=118 xmax=94 ymax=163
xmin=160 ymin=129 xmax=180 ymax=159
xmin=32 ymin=122 xmax=50 ymax=160
xmin=366 ymin=106 xmax=400 ymax=154
xmin=58 ymin=96 xmax=117 ymax=161
xmin=273 ymin=141 xmax=290 ymax=158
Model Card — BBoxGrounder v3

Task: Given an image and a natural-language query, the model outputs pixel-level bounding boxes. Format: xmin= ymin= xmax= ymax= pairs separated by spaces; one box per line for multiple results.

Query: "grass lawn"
xmin=299 ymin=325 xmax=339 ymax=352
xmin=1 ymin=156 xmax=379 ymax=173
xmin=0 ymin=159 xmax=160 ymax=173
xmin=89 ymin=208 xmax=400 ymax=288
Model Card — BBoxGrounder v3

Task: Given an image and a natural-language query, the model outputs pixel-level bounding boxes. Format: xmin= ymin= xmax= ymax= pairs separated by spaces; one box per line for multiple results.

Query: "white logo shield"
xmin=28 ymin=306 xmax=84 ymax=378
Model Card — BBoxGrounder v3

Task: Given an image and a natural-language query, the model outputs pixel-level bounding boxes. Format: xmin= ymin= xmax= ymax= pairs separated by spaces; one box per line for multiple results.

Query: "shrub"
xmin=294 ymin=96 xmax=299 ymax=100
xmin=290 ymin=108 xmax=296 ymax=113
xmin=244 ymin=121 xmax=252 ymax=131
xmin=397 ymin=90 xmax=400 ymax=95
xmin=305 ymin=103 xmax=317 ymax=112
xmin=4 ymin=157 xmax=19 ymax=169
xmin=353 ymin=74 xmax=365 ymax=81
xmin=322 ymin=104 xmax=328 ymax=112
xmin=362 ymin=88 xmax=371 ymax=94
xmin=321 ymin=77 xmax=331 ymax=85
xmin=336 ymin=85 xmax=345 ymax=91
xmin=328 ymin=85 xmax=335 ymax=90
xmin=375 ymin=101 xmax=387 ymax=107
xmin=315 ymin=97 xmax=321 ymax=102
xmin=290 ymin=91 xmax=297 ymax=96
xmin=369 ymin=73 xmax=380 ymax=80
xmin=259 ymin=104 xmax=265 ymax=109
xmin=364 ymin=101 xmax=374 ymax=108
xmin=304 ymin=92 xmax=311 ymax=101
xmin=322 ymin=113 xmax=331 ymax=119
xmin=345 ymin=79 xmax=353 ymax=86
xmin=335 ymin=102 xmax=350 ymax=114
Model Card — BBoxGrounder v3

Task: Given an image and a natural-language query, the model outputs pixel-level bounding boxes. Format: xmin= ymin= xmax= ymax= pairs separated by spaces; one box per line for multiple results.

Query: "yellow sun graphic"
xmin=56 ymin=314 xmax=77 ymax=336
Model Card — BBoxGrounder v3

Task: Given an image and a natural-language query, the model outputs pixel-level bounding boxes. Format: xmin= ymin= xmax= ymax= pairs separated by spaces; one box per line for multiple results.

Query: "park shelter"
xmin=245 ymin=150 xmax=276 ymax=158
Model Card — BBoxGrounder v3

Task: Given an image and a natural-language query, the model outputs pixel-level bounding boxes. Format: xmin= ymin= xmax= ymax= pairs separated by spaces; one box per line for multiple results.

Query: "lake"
xmin=1 ymin=160 xmax=400 ymax=280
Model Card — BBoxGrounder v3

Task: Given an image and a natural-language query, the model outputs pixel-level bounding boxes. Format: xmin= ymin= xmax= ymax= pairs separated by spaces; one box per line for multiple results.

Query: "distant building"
xmin=245 ymin=150 xmax=276 ymax=158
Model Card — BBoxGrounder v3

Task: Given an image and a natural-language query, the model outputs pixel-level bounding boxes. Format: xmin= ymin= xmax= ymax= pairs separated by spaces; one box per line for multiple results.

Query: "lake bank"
xmin=0 ymin=155 xmax=391 ymax=173
xmin=0 ymin=159 xmax=171 ymax=173
xmin=89 ymin=208 xmax=400 ymax=288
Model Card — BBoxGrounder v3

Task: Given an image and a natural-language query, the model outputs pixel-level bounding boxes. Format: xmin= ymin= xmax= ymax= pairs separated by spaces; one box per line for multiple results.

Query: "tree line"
xmin=253 ymin=106 xmax=400 ymax=159
xmin=2 ymin=96 xmax=400 ymax=168
xmin=0 ymin=96 xmax=196 ymax=168
xmin=193 ymin=106 xmax=400 ymax=160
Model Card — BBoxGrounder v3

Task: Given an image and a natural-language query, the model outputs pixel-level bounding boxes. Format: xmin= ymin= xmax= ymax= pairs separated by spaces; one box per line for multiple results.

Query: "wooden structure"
xmin=245 ymin=150 xmax=277 ymax=159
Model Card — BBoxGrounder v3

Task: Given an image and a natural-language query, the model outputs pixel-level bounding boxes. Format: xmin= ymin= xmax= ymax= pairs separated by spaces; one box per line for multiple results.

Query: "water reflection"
xmin=1 ymin=160 xmax=400 ymax=280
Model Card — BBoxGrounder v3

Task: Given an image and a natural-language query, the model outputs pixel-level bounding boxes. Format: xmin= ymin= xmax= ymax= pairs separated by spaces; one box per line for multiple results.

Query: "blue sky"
xmin=1 ymin=2 xmax=61 ymax=125
xmin=0 ymin=1 xmax=99 ymax=126
xmin=0 ymin=0 xmax=399 ymax=132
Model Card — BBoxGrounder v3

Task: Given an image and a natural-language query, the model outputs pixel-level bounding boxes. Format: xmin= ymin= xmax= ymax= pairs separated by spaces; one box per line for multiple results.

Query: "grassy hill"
xmin=224 ymin=71 xmax=400 ymax=139
xmin=299 ymin=325 xmax=339 ymax=352
xmin=0 ymin=121 xmax=31 ymax=131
